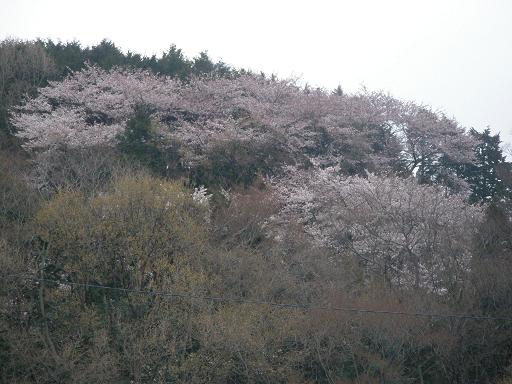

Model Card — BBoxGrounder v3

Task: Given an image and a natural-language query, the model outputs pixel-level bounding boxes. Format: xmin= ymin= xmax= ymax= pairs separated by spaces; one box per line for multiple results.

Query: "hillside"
xmin=1 ymin=38 xmax=512 ymax=384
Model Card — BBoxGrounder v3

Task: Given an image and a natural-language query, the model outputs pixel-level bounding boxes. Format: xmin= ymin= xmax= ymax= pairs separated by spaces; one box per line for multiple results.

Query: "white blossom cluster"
xmin=12 ymin=64 xmax=476 ymax=177
xmin=271 ymin=168 xmax=483 ymax=291
xmin=192 ymin=185 xmax=211 ymax=206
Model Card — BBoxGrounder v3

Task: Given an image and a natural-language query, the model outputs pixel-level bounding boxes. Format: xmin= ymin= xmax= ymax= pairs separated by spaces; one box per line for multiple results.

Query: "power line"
xmin=9 ymin=275 xmax=512 ymax=322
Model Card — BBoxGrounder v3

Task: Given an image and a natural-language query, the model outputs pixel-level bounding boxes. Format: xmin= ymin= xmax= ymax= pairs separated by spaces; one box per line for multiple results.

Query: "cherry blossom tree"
xmin=393 ymin=102 xmax=477 ymax=184
xmin=12 ymin=64 xmax=477 ymax=188
xmin=272 ymin=167 xmax=483 ymax=292
xmin=11 ymin=63 xmax=181 ymax=150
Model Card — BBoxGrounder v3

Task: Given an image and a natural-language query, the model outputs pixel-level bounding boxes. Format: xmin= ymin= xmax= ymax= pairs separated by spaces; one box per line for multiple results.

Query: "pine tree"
xmin=462 ymin=128 xmax=511 ymax=203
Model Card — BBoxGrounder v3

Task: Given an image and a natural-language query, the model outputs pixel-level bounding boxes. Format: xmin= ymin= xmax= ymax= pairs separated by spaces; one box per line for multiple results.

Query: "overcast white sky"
xmin=2 ymin=0 xmax=512 ymax=146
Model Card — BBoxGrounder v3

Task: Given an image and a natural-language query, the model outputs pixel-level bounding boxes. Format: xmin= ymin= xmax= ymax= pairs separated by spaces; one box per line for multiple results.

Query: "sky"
xmin=2 ymin=0 xmax=512 ymax=146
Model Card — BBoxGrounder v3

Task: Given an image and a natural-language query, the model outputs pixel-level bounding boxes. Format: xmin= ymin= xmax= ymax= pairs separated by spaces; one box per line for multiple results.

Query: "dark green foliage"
xmin=189 ymin=139 xmax=290 ymax=188
xmin=87 ymin=39 xmax=125 ymax=69
xmin=39 ymin=39 xmax=236 ymax=80
xmin=192 ymin=51 xmax=215 ymax=75
xmin=40 ymin=39 xmax=86 ymax=76
xmin=191 ymin=141 xmax=261 ymax=187
xmin=460 ymin=128 xmax=511 ymax=203
xmin=117 ymin=106 xmax=168 ymax=174
xmin=155 ymin=45 xmax=191 ymax=80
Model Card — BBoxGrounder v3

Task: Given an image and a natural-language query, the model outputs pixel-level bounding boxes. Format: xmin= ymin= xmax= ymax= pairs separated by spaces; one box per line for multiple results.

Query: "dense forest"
xmin=1 ymin=38 xmax=512 ymax=383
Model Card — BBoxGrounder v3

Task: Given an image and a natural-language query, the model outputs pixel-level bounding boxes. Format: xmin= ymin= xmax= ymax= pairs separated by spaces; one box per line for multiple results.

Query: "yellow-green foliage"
xmin=36 ymin=175 xmax=209 ymax=290
xmin=10 ymin=175 xmax=216 ymax=382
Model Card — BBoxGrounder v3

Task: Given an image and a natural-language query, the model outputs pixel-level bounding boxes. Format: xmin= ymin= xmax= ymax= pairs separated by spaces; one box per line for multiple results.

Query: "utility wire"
xmin=9 ymin=275 xmax=512 ymax=322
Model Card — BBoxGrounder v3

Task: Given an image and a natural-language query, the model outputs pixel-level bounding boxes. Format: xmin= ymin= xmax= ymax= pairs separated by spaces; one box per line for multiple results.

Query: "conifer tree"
xmin=461 ymin=128 xmax=511 ymax=203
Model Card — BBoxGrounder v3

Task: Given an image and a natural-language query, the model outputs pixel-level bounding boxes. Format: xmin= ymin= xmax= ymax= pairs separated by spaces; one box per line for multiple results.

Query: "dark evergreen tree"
xmin=117 ymin=106 xmax=166 ymax=174
xmin=461 ymin=128 xmax=511 ymax=203
xmin=333 ymin=84 xmax=343 ymax=96
xmin=192 ymin=51 xmax=215 ymax=75
xmin=86 ymin=39 xmax=125 ymax=69
xmin=41 ymin=39 xmax=85 ymax=76
xmin=155 ymin=45 xmax=191 ymax=79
